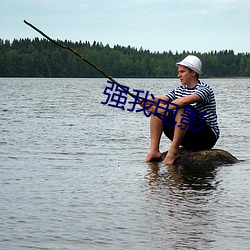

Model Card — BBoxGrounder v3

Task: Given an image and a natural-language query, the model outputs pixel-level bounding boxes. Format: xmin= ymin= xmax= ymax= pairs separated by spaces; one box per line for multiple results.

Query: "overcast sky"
xmin=1 ymin=0 xmax=249 ymax=53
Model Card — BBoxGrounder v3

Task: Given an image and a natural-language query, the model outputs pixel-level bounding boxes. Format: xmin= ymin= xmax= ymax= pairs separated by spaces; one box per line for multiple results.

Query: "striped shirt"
xmin=166 ymin=80 xmax=220 ymax=139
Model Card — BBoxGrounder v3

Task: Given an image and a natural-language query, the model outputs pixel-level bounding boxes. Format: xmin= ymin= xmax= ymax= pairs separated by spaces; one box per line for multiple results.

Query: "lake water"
xmin=0 ymin=78 xmax=250 ymax=250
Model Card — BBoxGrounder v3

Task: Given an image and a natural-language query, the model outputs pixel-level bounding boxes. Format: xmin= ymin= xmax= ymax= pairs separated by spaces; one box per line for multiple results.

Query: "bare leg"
xmin=144 ymin=115 xmax=163 ymax=162
xmin=163 ymin=107 xmax=188 ymax=165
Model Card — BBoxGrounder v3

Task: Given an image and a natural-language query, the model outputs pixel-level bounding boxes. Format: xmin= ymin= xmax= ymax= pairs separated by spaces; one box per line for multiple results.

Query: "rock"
xmin=161 ymin=148 xmax=238 ymax=166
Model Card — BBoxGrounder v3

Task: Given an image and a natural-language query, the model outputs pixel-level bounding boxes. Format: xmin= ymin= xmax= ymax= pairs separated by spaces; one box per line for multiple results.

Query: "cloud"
xmin=1 ymin=0 xmax=250 ymax=53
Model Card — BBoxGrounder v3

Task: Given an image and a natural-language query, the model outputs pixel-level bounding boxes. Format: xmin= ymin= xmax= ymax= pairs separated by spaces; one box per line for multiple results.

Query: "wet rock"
xmin=161 ymin=148 xmax=238 ymax=166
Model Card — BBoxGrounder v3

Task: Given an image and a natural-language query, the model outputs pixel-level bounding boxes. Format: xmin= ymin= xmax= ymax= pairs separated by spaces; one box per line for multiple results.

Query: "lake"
xmin=0 ymin=78 xmax=250 ymax=249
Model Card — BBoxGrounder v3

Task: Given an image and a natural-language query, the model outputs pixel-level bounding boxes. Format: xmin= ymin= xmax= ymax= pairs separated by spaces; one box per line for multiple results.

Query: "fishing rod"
xmin=23 ymin=20 xmax=136 ymax=99
xmin=23 ymin=20 xmax=163 ymax=120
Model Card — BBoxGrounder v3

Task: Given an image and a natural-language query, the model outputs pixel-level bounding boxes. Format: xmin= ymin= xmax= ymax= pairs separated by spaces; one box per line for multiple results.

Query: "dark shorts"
xmin=163 ymin=110 xmax=217 ymax=150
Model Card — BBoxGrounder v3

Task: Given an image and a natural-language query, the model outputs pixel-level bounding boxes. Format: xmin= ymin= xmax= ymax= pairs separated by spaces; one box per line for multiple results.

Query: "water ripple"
xmin=0 ymin=78 xmax=250 ymax=250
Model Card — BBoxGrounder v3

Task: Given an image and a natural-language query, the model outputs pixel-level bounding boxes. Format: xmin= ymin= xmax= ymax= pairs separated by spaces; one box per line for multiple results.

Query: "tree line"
xmin=0 ymin=38 xmax=250 ymax=78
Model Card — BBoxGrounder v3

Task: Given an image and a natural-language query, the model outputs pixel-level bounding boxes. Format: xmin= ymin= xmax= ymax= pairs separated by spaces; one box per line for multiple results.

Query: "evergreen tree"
xmin=0 ymin=38 xmax=249 ymax=78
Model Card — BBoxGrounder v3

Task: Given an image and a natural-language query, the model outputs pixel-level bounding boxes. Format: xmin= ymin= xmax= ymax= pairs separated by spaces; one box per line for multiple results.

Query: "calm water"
xmin=1 ymin=78 xmax=250 ymax=250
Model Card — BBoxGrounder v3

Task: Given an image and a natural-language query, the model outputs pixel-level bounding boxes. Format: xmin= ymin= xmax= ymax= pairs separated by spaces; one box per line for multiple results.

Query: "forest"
xmin=0 ymin=38 xmax=250 ymax=78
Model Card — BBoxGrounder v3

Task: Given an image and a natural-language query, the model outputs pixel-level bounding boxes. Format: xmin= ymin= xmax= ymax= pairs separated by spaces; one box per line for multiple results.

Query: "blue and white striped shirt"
xmin=166 ymin=80 xmax=220 ymax=139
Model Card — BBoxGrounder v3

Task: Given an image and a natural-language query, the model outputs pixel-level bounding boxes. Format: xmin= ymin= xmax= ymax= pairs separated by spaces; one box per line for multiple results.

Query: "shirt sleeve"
xmin=166 ymin=90 xmax=175 ymax=101
xmin=194 ymin=86 xmax=212 ymax=104
xmin=166 ymin=87 xmax=180 ymax=101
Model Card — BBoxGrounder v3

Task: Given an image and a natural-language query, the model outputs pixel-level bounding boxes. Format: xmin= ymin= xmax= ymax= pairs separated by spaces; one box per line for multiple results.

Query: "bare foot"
xmin=144 ymin=150 xmax=162 ymax=162
xmin=163 ymin=149 xmax=179 ymax=165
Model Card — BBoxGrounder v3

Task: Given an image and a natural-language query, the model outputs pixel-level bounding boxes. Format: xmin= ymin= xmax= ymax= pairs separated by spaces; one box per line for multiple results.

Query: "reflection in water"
xmin=147 ymin=162 xmax=220 ymax=191
xmin=1 ymin=78 xmax=249 ymax=249
xmin=144 ymin=162 xmax=221 ymax=249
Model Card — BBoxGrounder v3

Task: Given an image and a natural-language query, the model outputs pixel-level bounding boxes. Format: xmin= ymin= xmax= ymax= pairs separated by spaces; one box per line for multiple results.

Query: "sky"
xmin=1 ymin=0 xmax=250 ymax=53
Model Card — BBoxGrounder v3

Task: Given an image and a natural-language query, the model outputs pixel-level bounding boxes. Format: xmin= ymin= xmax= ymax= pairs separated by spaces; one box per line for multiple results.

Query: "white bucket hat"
xmin=176 ymin=55 xmax=202 ymax=75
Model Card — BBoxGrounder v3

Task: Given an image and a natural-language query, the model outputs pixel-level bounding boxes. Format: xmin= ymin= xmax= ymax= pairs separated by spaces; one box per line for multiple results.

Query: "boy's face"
xmin=177 ymin=65 xmax=197 ymax=85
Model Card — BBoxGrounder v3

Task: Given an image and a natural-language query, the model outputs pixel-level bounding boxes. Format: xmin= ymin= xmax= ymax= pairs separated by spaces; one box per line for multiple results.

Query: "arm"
xmin=147 ymin=93 xmax=201 ymax=115
xmin=170 ymin=93 xmax=201 ymax=109
xmin=140 ymin=95 xmax=169 ymax=107
xmin=152 ymin=95 xmax=170 ymax=104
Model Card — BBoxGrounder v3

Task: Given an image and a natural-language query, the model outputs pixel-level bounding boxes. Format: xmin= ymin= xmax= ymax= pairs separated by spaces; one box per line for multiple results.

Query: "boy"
xmin=144 ymin=55 xmax=219 ymax=164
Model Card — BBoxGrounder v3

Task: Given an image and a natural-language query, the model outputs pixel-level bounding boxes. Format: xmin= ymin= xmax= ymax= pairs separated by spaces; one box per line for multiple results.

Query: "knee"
xmin=150 ymin=114 xmax=164 ymax=127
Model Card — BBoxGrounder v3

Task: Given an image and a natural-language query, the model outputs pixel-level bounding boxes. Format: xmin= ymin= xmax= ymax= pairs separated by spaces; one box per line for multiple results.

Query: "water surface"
xmin=1 ymin=78 xmax=250 ymax=249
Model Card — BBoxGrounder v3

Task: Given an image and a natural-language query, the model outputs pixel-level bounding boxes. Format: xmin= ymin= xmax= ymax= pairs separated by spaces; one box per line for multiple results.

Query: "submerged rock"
xmin=161 ymin=148 xmax=238 ymax=166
